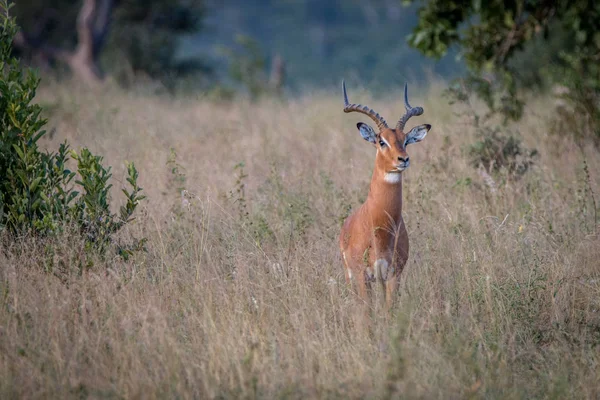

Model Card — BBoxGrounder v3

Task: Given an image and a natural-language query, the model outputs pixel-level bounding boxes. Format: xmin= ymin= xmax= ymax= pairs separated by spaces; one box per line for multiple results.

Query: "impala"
xmin=339 ymin=80 xmax=431 ymax=310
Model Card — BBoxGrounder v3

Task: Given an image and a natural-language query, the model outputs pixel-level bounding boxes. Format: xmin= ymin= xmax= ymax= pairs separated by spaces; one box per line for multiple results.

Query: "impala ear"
xmin=405 ymin=124 xmax=431 ymax=146
xmin=357 ymin=122 xmax=377 ymax=144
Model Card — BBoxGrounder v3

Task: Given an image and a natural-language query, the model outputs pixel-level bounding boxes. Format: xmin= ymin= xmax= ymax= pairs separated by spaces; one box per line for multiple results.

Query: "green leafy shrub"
xmin=445 ymin=77 xmax=537 ymax=179
xmin=467 ymin=127 xmax=537 ymax=177
xmin=551 ymin=63 xmax=600 ymax=145
xmin=0 ymin=2 xmax=145 ymax=256
xmin=407 ymin=0 xmax=600 ymax=142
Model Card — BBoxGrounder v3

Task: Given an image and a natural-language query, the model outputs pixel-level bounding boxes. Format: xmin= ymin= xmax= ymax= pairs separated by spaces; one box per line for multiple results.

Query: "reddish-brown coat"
xmin=339 ymin=128 xmax=411 ymax=309
xmin=339 ymin=81 xmax=430 ymax=310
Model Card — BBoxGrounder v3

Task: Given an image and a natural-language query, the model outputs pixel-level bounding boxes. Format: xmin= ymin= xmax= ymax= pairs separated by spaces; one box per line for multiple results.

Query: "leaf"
xmin=30 ymin=177 xmax=42 ymax=192
xmin=12 ymin=144 xmax=24 ymax=160
xmin=32 ymin=129 xmax=46 ymax=144
xmin=31 ymin=198 xmax=41 ymax=211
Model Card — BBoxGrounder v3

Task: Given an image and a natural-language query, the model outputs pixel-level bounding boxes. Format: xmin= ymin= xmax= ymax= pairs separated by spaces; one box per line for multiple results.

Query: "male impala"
xmin=339 ymin=80 xmax=431 ymax=310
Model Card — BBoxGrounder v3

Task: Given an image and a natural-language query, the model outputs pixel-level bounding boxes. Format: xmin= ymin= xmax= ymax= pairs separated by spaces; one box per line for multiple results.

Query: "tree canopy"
xmin=407 ymin=0 xmax=599 ymax=78
xmin=406 ymin=0 xmax=600 ymax=136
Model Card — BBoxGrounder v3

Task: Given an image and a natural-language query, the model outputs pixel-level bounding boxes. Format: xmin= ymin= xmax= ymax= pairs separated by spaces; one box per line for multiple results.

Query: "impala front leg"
xmin=342 ymin=250 xmax=372 ymax=306
xmin=356 ymin=270 xmax=372 ymax=305
xmin=371 ymin=226 xmax=394 ymax=307
xmin=385 ymin=225 xmax=409 ymax=310
xmin=385 ymin=275 xmax=400 ymax=311
xmin=373 ymin=257 xmax=391 ymax=309
xmin=342 ymin=251 xmax=352 ymax=286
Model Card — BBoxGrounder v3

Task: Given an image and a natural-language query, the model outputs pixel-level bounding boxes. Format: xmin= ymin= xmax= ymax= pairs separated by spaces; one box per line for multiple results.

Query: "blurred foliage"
xmin=108 ymin=0 xmax=208 ymax=87
xmin=407 ymin=0 xmax=600 ymax=141
xmin=192 ymin=0 xmax=463 ymax=91
xmin=444 ymin=78 xmax=538 ymax=180
xmin=1 ymin=3 xmax=145 ymax=256
xmin=467 ymin=126 xmax=537 ymax=178
xmin=216 ymin=35 xmax=279 ymax=100
xmin=443 ymin=74 xmax=525 ymax=123
xmin=12 ymin=0 xmax=208 ymax=87
xmin=13 ymin=0 xmax=465 ymax=92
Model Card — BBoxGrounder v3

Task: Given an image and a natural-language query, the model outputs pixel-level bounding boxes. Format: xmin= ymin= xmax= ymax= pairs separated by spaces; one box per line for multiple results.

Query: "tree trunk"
xmin=13 ymin=0 xmax=113 ymax=85
xmin=269 ymin=54 xmax=285 ymax=93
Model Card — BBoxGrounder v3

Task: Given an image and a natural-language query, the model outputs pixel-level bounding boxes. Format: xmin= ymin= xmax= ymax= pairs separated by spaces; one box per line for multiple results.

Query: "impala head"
xmin=342 ymin=80 xmax=431 ymax=179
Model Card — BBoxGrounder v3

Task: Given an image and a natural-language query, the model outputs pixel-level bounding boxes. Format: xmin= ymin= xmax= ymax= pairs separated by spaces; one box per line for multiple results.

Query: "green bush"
xmin=0 ymin=2 xmax=145 ymax=255
xmin=444 ymin=77 xmax=537 ymax=179
xmin=408 ymin=0 xmax=600 ymax=142
xmin=466 ymin=126 xmax=537 ymax=177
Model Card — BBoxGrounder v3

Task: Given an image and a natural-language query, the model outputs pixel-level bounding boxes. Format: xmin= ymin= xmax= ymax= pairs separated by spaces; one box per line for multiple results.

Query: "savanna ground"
xmin=1 ymin=81 xmax=599 ymax=399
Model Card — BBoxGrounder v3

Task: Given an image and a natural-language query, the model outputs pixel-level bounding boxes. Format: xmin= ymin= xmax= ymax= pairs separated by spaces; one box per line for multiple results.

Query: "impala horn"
xmin=396 ymin=83 xmax=424 ymax=132
xmin=342 ymin=80 xmax=389 ymax=131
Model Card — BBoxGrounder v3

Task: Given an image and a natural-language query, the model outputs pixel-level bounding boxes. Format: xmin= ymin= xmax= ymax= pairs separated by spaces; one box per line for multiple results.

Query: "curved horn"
xmin=342 ymin=80 xmax=389 ymax=131
xmin=396 ymin=83 xmax=424 ymax=132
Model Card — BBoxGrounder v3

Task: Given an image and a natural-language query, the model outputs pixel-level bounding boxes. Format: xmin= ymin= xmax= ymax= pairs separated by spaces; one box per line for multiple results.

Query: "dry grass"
xmin=1 ymin=81 xmax=599 ymax=399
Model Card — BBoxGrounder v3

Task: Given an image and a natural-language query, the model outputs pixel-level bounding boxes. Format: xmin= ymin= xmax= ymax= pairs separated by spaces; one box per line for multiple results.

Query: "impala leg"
xmin=386 ymin=224 xmax=408 ymax=311
xmin=373 ymin=258 xmax=390 ymax=311
xmin=342 ymin=255 xmax=352 ymax=287
xmin=356 ymin=272 xmax=371 ymax=305
xmin=385 ymin=275 xmax=400 ymax=311
xmin=344 ymin=253 xmax=371 ymax=307
xmin=342 ymin=252 xmax=354 ymax=292
xmin=355 ymin=272 xmax=373 ymax=332
xmin=378 ymin=276 xmax=387 ymax=310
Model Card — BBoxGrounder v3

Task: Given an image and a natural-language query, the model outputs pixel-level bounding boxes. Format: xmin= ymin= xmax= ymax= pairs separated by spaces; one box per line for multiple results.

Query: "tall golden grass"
xmin=1 ymin=81 xmax=599 ymax=399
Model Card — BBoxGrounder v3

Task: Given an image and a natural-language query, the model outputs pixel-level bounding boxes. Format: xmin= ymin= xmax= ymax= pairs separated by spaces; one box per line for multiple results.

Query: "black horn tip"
xmin=404 ymin=82 xmax=412 ymax=109
xmin=342 ymin=79 xmax=349 ymax=106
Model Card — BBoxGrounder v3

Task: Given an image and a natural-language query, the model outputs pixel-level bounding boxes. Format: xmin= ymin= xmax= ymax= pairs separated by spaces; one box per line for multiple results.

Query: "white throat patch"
xmin=384 ymin=172 xmax=402 ymax=184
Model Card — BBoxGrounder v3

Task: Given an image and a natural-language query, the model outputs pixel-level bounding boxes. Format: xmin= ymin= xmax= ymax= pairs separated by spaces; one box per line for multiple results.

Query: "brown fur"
xmin=339 ymin=128 xmax=421 ymax=310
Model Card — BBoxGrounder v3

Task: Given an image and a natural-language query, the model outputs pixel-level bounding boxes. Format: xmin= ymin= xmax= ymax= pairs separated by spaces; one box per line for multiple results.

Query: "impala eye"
xmin=379 ymin=140 xmax=386 ymax=147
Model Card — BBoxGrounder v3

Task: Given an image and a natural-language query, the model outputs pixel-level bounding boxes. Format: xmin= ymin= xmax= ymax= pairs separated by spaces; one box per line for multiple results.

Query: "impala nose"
xmin=398 ymin=156 xmax=409 ymax=163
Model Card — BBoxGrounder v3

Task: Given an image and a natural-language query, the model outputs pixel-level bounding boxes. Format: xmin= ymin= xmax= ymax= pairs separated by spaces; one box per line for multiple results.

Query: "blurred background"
xmin=13 ymin=0 xmax=461 ymax=94
xmin=13 ymin=0 xmax=463 ymax=91
xmin=12 ymin=0 xmax=600 ymax=129
xmin=181 ymin=0 xmax=463 ymax=90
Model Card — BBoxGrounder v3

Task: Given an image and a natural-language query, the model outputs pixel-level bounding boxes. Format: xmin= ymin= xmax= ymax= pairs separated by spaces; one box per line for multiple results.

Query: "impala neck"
xmin=367 ymin=166 xmax=404 ymax=222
